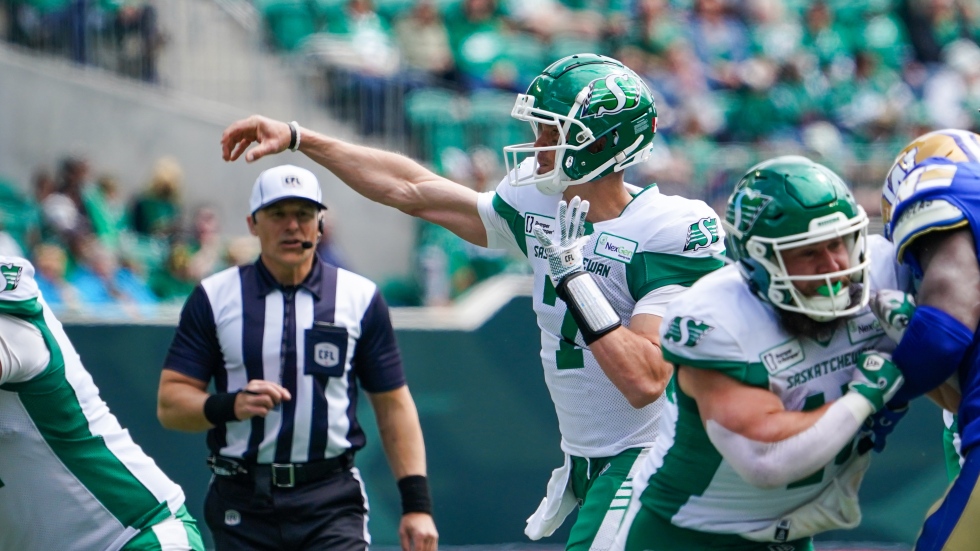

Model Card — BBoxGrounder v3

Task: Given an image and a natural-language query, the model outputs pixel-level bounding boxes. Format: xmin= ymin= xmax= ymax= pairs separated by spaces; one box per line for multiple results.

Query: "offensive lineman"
xmin=219 ymin=53 xmax=726 ymax=549
xmin=874 ymin=128 xmax=980 ymax=550
xmin=612 ymin=157 xmax=907 ymax=550
xmin=0 ymin=256 xmax=205 ymax=551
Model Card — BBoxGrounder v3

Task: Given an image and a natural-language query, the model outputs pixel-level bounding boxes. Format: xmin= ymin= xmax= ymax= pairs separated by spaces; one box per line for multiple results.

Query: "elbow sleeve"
xmin=705 ymin=393 xmax=871 ymax=489
xmin=891 ymin=306 xmax=974 ymax=403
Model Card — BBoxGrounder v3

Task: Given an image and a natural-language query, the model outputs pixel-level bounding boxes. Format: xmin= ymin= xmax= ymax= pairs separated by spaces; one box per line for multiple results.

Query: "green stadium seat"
xmin=466 ymin=89 xmax=530 ymax=162
xmin=373 ymin=0 xmax=415 ymax=20
xmin=405 ymin=88 xmax=467 ymax=172
xmin=256 ymin=0 xmax=318 ymax=51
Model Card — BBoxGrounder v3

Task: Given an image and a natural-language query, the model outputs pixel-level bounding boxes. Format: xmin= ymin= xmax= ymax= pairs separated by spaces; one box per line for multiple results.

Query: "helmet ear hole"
xmin=747 ymin=241 xmax=768 ymax=260
xmin=768 ymin=287 xmax=785 ymax=304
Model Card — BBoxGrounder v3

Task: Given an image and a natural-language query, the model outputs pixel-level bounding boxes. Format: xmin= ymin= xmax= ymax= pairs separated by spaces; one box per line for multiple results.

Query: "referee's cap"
xmin=249 ymin=164 xmax=327 ymax=215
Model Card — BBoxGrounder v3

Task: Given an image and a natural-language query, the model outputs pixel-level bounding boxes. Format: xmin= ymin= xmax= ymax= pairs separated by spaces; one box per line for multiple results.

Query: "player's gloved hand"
xmin=533 ymin=196 xmax=620 ymax=345
xmin=848 ymin=351 xmax=905 ymax=412
xmin=857 ymin=402 xmax=909 ymax=454
xmin=871 ymin=290 xmax=916 ymax=343
xmin=532 ymin=196 xmax=590 ymax=286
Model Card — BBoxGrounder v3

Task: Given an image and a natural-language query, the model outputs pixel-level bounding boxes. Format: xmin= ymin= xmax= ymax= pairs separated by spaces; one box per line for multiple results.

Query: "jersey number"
xmin=545 ymin=276 xmax=585 ymax=369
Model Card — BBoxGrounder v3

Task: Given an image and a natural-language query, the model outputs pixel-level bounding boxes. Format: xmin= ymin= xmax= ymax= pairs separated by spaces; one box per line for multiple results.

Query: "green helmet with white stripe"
xmin=722 ymin=156 xmax=870 ymax=321
xmin=503 ymin=53 xmax=658 ymax=195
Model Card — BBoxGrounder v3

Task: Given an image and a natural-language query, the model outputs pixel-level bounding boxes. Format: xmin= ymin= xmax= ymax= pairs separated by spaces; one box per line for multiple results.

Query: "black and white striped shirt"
xmin=165 ymin=256 xmax=405 ymax=464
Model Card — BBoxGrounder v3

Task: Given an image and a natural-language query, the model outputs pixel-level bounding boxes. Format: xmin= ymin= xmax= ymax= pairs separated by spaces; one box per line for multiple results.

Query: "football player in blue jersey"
xmin=876 ymin=128 xmax=980 ymax=550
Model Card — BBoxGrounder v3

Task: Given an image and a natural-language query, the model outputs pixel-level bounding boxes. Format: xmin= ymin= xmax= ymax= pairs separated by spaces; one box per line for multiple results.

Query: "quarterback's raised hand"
xmin=871 ymin=290 xmax=916 ymax=343
xmin=533 ymin=196 xmax=621 ymax=344
xmin=221 ymin=115 xmax=292 ymax=163
xmin=848 ymin=351 xmax=905 ymax=412
xmin=532 ymin=196 xmax=590 ymax=285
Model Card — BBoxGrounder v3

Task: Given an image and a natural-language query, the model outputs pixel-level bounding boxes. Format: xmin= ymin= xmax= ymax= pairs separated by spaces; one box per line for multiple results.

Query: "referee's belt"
xmin=208 ymin=452 xmax=353 ymax=488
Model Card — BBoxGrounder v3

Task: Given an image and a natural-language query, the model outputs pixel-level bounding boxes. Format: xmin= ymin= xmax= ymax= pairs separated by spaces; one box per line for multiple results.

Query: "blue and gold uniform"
xmin=882 ymin=129 xmax=980 ymax=551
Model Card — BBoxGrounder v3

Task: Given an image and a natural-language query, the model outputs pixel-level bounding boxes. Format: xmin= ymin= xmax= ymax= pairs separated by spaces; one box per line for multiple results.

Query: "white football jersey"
xmin=0 ymin=256 xmax=186 ymax=551
xmin=638 ymin=235 xmax=905 ymax=536
xmin=477 ymin=170 xmax=726 ymax=457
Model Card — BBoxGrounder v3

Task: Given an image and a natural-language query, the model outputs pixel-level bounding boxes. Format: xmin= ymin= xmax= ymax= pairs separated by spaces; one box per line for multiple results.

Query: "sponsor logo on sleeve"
xmin=525 ymin=212 xmax=555 ymax=237
xmin=0 ymin=264 xmax=22 ymax=292
xmin=760 ymin=339 xmax=805 ymax=375
xmin=594 ymin=232 xmax=638 ymax=263
xmin=664 ymin=316 xmax=713 ymax=347
xmin=684 ymin=217 xmax=720 ymax=252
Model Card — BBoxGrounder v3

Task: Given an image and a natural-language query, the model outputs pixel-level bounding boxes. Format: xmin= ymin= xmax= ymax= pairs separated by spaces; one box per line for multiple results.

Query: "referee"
xmin=157 ymin=164 xmax=438 ymax=551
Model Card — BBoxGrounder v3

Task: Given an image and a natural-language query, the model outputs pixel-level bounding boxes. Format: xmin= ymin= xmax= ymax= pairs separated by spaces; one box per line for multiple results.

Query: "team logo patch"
xmin=664 ymin=316 xmax=713 ymax=347
xmin=224 ymin=510 xmax=242 ymax=526
xmin=726 ymin=188 xmax=773 ymax=235
xmin=579 ymin=73 xmax=642 ymax=119
xmin=684 ymin=218 xmax=720 ymax=252
xmin=594 ymin=232 xmax=637 ymax=263
xmin=760 ymin=340 xmax=805 ymax=375
xmin=0 ymin=264 xmax=22 ymax=292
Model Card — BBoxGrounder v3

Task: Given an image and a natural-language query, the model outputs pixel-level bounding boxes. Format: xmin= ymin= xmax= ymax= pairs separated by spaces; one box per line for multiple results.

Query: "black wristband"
xmin=397 ymin=475 xmax=433 ymax=515
xmin=555 ymin=272 xmax=622 ymax=345
xmin=204 ymin=392 xmax=240 ymax=426
xmin=287 ymin=122 xmax=298 ymax=151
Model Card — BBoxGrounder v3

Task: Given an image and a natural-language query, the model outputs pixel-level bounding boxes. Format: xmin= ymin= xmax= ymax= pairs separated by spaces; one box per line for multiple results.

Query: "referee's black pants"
xmin=205 ymin=468 xmax=369 ymax=551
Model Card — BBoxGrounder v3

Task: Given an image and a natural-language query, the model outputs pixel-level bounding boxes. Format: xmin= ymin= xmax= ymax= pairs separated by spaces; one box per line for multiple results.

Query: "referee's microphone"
xmin=301 ymin=241 xmax=315 ymax=249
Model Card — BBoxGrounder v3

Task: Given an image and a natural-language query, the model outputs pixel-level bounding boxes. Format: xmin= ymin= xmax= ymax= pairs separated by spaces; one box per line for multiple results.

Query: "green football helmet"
xmin=503 ymin=53 xmax=658 ymax=195
xmin=722 ymin=156 xmax=870 ymax=321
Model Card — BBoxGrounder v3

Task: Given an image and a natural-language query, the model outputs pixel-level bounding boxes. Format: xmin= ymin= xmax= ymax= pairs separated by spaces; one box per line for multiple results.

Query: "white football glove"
xmin=533 ymin=196 xmax=590 ymax=285
xmin=532 ymin=196 xmax=620 ymax=344
xmin=871 ymin=290 xmax=916 ymax=343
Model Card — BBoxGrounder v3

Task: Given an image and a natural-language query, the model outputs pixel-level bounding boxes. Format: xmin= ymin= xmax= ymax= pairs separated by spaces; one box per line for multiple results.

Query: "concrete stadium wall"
xmin=0 ymin=44 xmax=415 ymax=280
xmin=64 ymin=296 xmax=949 ymax=548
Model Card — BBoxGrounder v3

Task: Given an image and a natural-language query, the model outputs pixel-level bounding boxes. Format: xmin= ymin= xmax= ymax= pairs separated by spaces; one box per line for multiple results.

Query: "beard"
xmin=776 ymin=282 xmax=865 ymax=340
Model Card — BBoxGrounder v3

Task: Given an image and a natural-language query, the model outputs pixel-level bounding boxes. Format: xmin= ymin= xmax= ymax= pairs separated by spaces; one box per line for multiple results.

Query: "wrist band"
xmin=288 ymin=121 xmax=301 ymax=151
xmin=204 ymin=392 xmax=240 ymax=425
xmin=397 ymin=475 xmax=433 ymax=515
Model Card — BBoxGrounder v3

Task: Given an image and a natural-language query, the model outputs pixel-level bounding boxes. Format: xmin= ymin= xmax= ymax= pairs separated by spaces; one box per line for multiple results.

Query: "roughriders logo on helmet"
xmin=578 ymin=74 xmax=641 ymax=119
xmin=726 ymin=188 xmax=773 ymax=236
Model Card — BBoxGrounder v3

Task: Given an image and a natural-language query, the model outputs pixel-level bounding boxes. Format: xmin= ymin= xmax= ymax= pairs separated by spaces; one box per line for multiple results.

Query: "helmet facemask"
xmin=739 ymin=210 xmax=871 ymax=322
xmin=503 ymin=93 xmax=597 ymax=195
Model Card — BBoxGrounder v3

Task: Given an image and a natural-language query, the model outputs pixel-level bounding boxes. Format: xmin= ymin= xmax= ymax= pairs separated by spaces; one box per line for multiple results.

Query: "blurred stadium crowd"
xmin=0 ymin=155 xmax=265 ymax=318
xmin=3 ymin=0 xmax=980 ymax=312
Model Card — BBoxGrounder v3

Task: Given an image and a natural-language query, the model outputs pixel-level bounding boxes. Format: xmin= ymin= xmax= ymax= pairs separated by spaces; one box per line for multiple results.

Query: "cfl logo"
xmin=283 ymin=175 xmax=301 ymax=187
xmin=314 ymin=343 xmax=341 ymax=367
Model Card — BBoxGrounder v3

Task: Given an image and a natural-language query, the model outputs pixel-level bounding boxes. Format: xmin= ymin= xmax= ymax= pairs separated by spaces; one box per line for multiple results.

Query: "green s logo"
xmin=684 ymin=218 xmax=720 ymax=252
xmin=664 ymin=316 xmax=713 ymax=347
xmin=0 ymin=264 xmax=22 ymax=292
xmin=579 ymin=74 xmax=640 ymax=119
xmin=726 ymin=188 xmax=773 ymax=235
